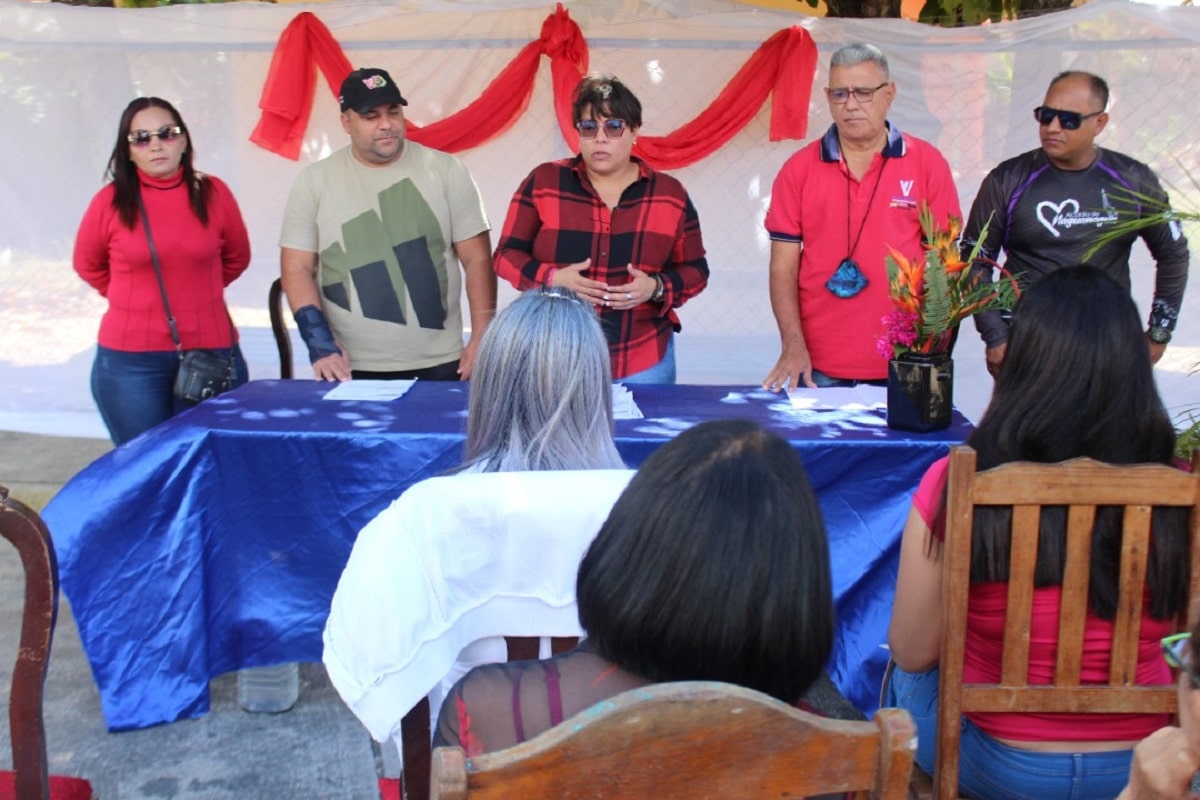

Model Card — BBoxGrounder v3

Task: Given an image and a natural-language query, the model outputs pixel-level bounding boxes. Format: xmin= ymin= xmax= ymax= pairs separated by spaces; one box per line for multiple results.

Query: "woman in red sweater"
xmin=74 ymin=97 xmax=251 ymax=445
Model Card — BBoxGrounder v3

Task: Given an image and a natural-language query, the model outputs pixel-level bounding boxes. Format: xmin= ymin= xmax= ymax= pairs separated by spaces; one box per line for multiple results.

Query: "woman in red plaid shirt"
xmin=493 ymin=74 xmax=709 ymax=382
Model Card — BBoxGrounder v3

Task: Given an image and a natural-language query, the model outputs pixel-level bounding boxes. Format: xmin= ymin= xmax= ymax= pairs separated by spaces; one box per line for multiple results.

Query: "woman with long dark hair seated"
xmin=434 ymin=418 xmax=855 ymax=755
xmin=886 ymin=266 xmax=1190 ymax=800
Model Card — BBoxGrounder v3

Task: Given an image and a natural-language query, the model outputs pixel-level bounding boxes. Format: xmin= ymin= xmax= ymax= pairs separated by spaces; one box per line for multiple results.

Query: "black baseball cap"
xmin=339 ymin=68 xmax=407 ymax=114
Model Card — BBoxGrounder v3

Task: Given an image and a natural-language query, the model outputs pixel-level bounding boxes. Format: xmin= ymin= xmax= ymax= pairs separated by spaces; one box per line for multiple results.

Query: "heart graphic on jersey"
xmin=1036 ymin=199 xmax=1078 ymax=238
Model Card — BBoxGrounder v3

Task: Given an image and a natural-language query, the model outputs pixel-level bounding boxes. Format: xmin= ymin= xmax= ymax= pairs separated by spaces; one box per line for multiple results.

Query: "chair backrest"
xmin=429 ymin=681 xmax=915 ymax=800
xmin=268 ymin=277 xmax=293 ymax=380
xmin=934 ymin=446 xmax=1200 ymax=800
xmin=2 ymin=485 xmax=58 ymax=800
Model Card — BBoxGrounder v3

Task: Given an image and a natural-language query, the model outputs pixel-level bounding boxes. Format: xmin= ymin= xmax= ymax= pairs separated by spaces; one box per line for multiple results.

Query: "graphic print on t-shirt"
xmin=319 ymin=178 xmax=449 ymax=330
xmin=1035 ymin=189 xmax=1119 ymax=239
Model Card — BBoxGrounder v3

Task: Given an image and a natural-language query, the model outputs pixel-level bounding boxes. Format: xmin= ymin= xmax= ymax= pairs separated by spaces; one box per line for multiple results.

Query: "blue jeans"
xmin=885 ymin=665 xmax=1132 ymax=800
xmin=810 ymin=368 xmax=887 ymax=388
xmin=91 ymin=344 xmax=249 ymax=447
xmin=617 ymin=335 xmax=676 ymax=385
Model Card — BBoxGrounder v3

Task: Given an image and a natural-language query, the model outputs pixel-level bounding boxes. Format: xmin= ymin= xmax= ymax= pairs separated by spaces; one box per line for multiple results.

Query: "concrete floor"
xmin=0 ymin=430 xmax=386 ymax=799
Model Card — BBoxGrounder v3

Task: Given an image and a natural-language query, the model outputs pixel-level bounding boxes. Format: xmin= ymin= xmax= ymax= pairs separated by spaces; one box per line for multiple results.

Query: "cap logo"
xmin=362 ymin=75 xmax=388 ymax=90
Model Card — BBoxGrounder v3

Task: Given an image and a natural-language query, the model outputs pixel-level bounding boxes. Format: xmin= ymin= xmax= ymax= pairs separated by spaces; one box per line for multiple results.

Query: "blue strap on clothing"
xmin=293 ymin=304 xmax=340 ymax=364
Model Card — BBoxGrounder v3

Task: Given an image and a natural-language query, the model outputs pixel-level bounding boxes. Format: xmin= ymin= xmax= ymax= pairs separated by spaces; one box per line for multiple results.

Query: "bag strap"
xmin=138 ymin=198 xmax=235 ymax=367
xmin=139 ymin=200 xmax=182 ymax=353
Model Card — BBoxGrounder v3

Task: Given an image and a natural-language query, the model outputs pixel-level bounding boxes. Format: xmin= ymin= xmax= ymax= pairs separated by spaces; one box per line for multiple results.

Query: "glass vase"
xmin=887 ymin=351 xmax=953 ymax=432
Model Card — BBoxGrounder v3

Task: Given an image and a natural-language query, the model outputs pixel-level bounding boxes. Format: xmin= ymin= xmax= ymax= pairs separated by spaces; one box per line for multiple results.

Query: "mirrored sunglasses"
xmin=1162 ymin=632 xmax=1200 ymax=689
xmin=575 ymin=118 xmax=627 ymax=139
xmin=1033 ymin=106 xmax=1102 ymax=131
xmin=127 ymin=125 xmax=184 ymax=147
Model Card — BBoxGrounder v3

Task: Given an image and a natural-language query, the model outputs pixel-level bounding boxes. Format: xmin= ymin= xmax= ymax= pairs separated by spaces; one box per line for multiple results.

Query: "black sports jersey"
xmin=962 ymin=147 xmax=1189 ymax=347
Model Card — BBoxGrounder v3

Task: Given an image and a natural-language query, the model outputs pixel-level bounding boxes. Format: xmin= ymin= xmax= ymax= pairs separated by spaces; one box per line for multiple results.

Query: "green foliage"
xmin=1079 ymin=161 xmax=1199 ymax=457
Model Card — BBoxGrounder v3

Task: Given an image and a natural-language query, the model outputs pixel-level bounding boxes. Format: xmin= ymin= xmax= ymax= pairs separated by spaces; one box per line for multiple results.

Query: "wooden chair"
xmin=933 ymin=446 xmax=1200 ymax=800
xmin=1 ymin=486 xmax=95 ymax=800
xmin=397 ymin=636 xmax=578 ymax=800
xmin=268 ymin=277 xmax=293 ymax=380
xmin=429 ymin=681 xmax=914 ymax=800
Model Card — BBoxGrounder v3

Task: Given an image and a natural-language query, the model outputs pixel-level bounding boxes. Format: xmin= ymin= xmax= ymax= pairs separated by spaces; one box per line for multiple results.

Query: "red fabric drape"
xmin=633 ymin=26 xmax=816 ymax=170
xmin=406 ymin=4 xmax=588 ymax=151
xmin=249 ymin=7 xmax=814 ymax=166
xmin=249 ymin=11 xmax=353 ymax=161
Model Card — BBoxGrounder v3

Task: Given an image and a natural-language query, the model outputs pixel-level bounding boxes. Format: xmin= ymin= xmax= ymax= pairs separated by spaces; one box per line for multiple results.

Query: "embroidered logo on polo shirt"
xmin=890 ymin=178 xmax=918 ymax=209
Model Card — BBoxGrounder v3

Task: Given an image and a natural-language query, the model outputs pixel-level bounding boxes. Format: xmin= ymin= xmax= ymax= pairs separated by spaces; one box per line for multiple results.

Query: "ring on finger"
xmin=626 ymin=292 xmax=632 ymax=301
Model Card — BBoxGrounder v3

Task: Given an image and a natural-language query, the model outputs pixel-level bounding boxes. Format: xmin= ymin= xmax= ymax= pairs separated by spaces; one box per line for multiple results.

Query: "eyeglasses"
xmin=127 ymin=125 xmax=184 ymax=147
xmin=828 ymin=82 xmax=891 ymax=104
xmin=1033 ymin=106 xmax=1103 ymax=131
xmin=575 ymin=118 xmax=627 ymax=139
xmin=1162 ymin=632 xmax=1200 ymax=689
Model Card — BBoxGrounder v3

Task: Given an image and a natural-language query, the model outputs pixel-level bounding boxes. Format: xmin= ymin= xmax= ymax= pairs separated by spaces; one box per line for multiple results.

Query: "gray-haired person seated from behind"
xmin=454 ymin=286 xmax=625 ymax=474
xmin=435 ymin=418 xmax=861 ymax=757
xmin=432 ymin=286 xmax=627 ymax=710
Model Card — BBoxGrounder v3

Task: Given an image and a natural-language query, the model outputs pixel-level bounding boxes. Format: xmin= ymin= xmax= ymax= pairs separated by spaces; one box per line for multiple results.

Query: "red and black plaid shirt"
xmin=493 ymin=156 xmax=709 ymax=378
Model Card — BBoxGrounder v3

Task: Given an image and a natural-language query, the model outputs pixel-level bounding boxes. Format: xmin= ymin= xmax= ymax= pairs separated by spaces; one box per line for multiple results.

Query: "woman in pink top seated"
xmin=886 ymin=266 xmax=1190 ymax=800
xmin=434 ymin=418 xmax=860 ymax=756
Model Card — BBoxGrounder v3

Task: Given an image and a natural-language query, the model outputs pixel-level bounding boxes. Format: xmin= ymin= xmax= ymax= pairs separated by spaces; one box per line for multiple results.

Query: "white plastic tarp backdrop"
xmin=0 ymin=0 xmax=1196 ymax=437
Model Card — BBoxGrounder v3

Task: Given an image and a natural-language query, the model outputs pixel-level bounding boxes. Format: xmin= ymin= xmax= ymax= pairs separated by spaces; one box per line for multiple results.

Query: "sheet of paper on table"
xmin=787 ymin=386 xmax=886 ymax=411
xmin=322 ymin=379 xmax=417 ymax=401
xmin=611 ymin=384 xmax=643 ymax=420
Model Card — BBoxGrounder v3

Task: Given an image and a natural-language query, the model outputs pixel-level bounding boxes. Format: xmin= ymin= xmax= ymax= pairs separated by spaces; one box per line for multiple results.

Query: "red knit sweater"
xmin=73 ymin=170 xmax=251 ymax=352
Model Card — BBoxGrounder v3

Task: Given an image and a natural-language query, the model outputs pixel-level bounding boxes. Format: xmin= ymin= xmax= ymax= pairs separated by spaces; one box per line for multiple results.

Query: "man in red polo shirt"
xmin=762 ymin=43 xmax=960 ymax=391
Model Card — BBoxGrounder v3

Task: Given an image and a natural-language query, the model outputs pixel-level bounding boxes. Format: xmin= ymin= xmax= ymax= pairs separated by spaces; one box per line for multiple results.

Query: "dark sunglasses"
xmin=575 ymin=118 xmax=627 ymax=139
xmin=1033 ymin=106 xmax=1102 ymax=131
xmin=127 ymin=125 xmax=184 ymax=147
xmin=1162 ymin=632 xmax=1200 ymax=689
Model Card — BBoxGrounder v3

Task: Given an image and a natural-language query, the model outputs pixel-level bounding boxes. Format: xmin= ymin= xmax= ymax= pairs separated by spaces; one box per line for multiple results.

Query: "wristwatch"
xmin=650 ymin=274 xmax=665 ymax=303
xmin=1148 ymin=326 xmax=1172 ymax=344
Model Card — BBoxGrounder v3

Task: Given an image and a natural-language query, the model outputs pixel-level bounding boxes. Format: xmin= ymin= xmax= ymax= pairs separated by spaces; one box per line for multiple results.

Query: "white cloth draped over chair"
xmin=322 ymin=469 xmax=636 ymax=745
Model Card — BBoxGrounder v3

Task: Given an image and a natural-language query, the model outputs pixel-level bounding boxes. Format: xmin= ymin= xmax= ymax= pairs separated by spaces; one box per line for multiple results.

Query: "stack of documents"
xmin=787 ymin=385 xmax=886 ymax=411
xmin=611 ymin=384 xmax=643 ymax=419
xmin=322 ymin=379 xmax=417 ymax=401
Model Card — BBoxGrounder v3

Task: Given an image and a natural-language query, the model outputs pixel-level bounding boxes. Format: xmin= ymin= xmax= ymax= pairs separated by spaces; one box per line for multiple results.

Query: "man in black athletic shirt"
xmin=962 ymin=70 xmax=1188 ymax=376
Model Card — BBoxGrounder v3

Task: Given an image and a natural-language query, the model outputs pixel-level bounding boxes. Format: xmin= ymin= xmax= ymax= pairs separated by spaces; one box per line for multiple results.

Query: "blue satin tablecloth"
xmin=43 ymin=379 xmax=972 ymax=731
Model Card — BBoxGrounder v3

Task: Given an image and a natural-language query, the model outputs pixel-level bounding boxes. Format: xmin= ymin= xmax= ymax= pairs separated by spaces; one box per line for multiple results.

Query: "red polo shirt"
xmin=765 ymin=123 xmax=960 ymax=380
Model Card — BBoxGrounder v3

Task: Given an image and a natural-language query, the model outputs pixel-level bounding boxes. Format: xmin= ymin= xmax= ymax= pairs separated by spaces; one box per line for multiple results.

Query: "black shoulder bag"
xmin=140 ymin=201 xmax=236 ymax=402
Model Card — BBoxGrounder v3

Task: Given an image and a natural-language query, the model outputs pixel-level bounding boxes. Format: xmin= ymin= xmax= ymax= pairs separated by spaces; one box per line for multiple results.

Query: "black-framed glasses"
xmin=575 ymin=118 xmax=627 ymax=139
xmin=1162 ymin=632 xmax=1200 ymax=689
xmin=127 ymin=125 xmax=184 ymax=147
xmin=827 ymin=82 xmax=890 ymax=104
xmin=1033 ymin=106 xmax=1103 ymax=131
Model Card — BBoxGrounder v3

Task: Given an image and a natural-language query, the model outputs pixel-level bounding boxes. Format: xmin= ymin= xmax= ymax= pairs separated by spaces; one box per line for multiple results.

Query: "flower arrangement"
xmin=877 ymin=203 xmax=1019 ymax=359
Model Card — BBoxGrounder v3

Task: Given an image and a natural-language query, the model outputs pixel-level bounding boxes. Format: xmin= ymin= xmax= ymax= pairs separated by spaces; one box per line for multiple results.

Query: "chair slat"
xmin=1000 ymin=505 xmax=1038 ymax=686
xmin=1110 ymin=506 xmax=1152 ymax=686
xmin=959 ymin=684 xmax=1178 ymax=714
xmin=1054 ymin=505 xmax=1095 ymax=686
